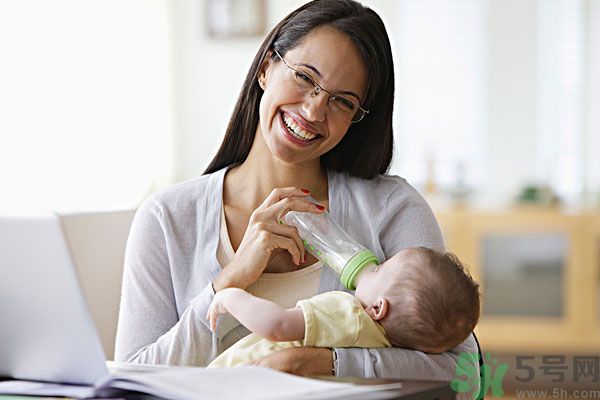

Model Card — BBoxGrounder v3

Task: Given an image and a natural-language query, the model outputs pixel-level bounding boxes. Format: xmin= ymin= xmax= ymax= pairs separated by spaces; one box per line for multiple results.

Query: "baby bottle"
xmin=284 ymin=197 xmax=379 ymax=290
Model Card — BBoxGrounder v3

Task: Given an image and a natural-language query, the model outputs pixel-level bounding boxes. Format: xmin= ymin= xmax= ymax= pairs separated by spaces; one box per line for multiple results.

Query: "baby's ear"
xmin=367 ymin=297 xmax=389 ymax=321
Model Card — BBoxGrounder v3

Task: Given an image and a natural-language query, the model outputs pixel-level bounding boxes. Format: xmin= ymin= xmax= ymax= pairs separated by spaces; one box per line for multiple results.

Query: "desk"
xmin=315 ymin=376 xmax=454 ymax=400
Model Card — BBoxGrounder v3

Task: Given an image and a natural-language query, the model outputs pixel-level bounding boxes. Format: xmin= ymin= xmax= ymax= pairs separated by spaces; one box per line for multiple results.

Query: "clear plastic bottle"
xmin=284 ymin=198 xmax=379 ymax=290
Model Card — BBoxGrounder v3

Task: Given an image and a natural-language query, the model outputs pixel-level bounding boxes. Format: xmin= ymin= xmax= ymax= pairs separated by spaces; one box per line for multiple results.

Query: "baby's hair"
xmin=379 ymin=247 xmax=480 ymax=353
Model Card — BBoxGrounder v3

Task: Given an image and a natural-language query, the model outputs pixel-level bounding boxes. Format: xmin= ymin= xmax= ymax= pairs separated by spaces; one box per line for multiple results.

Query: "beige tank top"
xmin=217 ymin=206 xmax=322 ymax=308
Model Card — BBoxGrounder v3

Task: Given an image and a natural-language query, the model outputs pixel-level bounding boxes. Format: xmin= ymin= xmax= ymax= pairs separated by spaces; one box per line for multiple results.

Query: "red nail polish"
xmin=315 ymin=204 xmax=325 ymax=210
xmin=301 ymin=188 xmax=310 ymax=194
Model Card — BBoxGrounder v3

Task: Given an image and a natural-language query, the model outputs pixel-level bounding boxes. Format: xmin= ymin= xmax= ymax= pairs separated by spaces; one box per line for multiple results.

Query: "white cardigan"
xmin=114 ymin=166 xmax=479 ymax=381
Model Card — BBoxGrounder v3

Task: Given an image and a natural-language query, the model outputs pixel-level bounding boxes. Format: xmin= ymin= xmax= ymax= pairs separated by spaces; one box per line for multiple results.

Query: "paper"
xmin=0 ymin=366 xmax=403 ymax=400
xmin=105 ymin=360 xmax=171 ymax=375
xmin=101 ymin=366 xmax=403 ymax=400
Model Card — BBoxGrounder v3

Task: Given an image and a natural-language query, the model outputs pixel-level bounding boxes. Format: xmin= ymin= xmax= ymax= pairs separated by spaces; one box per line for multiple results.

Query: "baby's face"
xmin=355 ymin=248 xmax=422 ymax=305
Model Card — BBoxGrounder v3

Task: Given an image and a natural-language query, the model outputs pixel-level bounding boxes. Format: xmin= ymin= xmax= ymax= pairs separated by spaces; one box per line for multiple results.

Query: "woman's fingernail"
xmin=301 ymin=188 xmax=310 ymax=193
xmin=315 ymin=204 xmax=325 ymax=210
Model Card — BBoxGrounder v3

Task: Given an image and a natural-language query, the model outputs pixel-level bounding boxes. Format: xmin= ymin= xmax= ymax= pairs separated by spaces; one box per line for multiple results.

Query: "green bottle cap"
xmin=340 ymin=249 xmax=379 ymax=290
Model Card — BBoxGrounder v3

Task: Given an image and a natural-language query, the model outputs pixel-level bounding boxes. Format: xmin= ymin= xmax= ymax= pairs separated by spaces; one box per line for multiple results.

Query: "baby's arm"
xmin=206 ymin=288 xmax=305 ymax=342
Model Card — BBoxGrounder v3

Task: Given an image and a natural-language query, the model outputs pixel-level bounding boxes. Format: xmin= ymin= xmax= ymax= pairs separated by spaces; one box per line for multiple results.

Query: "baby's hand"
xmin=206 ymin=288 xmax=235 ymax=332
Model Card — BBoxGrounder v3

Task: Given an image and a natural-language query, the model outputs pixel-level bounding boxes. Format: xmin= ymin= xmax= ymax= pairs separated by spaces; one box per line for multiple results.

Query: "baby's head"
xmin=354 ymin=247 xmax=480 ymax=353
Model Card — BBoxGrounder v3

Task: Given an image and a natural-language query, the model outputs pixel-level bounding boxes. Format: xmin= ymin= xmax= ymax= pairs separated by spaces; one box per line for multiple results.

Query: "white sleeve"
xmin=113 ymin=196 xmax=218 ymax=366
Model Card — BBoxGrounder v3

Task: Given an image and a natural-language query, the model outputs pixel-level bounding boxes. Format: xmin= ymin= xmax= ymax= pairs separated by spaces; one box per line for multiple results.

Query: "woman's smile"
xmin=279 ymin=111 xmax=323 ymax=147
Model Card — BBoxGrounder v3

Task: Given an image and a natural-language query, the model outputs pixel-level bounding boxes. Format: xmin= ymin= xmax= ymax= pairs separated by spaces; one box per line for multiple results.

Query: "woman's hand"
xmin=213 ymin=187 xmax=325 ymax=291
xmin=248 ymin=347 xmax=334 ymax=376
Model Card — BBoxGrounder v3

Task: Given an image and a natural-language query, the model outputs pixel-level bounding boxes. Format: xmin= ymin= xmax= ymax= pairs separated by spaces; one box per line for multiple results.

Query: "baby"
xmin=207 ymin=246 xmax=480 ymax=368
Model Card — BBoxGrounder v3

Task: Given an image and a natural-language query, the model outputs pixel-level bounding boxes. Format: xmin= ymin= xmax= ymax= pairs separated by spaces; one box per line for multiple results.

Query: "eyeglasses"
xmin=273 ymin=49 xmax=369 ymax=123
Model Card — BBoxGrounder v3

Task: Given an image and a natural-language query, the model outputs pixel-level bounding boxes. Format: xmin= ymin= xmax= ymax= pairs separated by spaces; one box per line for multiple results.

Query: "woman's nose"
xmin=301 ymin=92 xmax=327 ymax=122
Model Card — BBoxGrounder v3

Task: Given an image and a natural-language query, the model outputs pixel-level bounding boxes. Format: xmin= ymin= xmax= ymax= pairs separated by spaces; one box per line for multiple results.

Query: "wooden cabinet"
xmin=435 ymin=208 xmax=600 ymax=353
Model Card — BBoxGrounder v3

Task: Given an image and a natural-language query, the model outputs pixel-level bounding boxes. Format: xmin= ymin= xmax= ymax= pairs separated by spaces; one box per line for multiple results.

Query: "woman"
xmin=115 ymin=0 xmax=479 ymax=380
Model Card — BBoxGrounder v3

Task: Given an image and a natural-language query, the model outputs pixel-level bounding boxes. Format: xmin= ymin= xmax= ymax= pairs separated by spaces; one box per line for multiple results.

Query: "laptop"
xmin=0 ymin=214 xmax=109 ymax=384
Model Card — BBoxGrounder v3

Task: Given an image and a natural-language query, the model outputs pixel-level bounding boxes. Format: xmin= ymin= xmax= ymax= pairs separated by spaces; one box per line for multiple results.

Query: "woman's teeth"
xmin=283 ymin=114 xmax=318 ymax=141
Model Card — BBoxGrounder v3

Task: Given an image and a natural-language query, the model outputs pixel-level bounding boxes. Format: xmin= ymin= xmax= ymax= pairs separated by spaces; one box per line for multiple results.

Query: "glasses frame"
xmin=272 ymin=48 xmax=370 ymax=123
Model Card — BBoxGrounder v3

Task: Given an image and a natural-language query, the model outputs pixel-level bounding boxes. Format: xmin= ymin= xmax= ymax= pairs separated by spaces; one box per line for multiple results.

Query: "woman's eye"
xmin=332 ymin=96 xmax=356 ymax=111
xmin=294 ymin=71 xmax=313 ymax=84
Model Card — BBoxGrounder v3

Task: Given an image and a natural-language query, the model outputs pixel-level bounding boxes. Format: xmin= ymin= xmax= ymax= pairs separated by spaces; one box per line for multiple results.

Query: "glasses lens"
xmin=281 ymin=56 xmax=368 ymax=123
xmin=330 ymin=96 xmax=356 ymax=112
xmin=328 ymin=96 xmax=358 ymax=121
xmin=291 ymin=70 xmax=315 ymax=88
xmin=351 ymin=109 xmax=365 ymax=123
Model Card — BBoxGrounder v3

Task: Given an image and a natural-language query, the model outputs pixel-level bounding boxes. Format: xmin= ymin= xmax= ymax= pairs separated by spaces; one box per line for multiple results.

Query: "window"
xmin=0 ymin=0 xmax=173 ymax=213
xmin=585 ymin=0 xmax=600 ymax=204
xmin=390 ymin=0 xmax=599 ymax=206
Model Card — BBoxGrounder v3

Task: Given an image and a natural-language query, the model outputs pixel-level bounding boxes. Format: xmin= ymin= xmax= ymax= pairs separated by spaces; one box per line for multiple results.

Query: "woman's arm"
xmin=334 ymin=334 xmax=479 ymax=380
xmin=251 ymin=334 xmax=478 ymax=380
xmin=207 ymin=288 xmax=305 ymax=342
xmin=114 ymin=196 xmax=219 ymax=365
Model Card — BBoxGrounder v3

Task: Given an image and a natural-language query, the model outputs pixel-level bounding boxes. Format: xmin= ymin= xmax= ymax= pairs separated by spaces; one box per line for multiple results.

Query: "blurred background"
xmin=1 ymin=0 xmax=599 ymax=393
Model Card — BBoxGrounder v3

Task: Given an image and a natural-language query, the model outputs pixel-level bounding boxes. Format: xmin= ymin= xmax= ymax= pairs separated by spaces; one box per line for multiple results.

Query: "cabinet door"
xmin=482 ymin=233 xmax=566 ymax=317
xmin=590 ymin=215 xmax=600 ymax=324
xmin=450 ymin=211 xmax=597 ymax=353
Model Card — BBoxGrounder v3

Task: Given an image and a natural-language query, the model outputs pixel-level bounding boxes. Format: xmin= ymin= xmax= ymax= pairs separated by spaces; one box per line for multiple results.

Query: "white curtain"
xmin=537 ymin=0 xmax=589 ymax=204
xmin=585 ymin=0 xmax=600 ymax=203
xmin=390 ymin=0 xmax=486 ymax=194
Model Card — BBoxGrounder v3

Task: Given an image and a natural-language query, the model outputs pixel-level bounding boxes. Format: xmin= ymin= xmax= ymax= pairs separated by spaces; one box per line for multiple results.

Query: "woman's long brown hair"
xmin=204 ymin=0 xmax=395 ymax=180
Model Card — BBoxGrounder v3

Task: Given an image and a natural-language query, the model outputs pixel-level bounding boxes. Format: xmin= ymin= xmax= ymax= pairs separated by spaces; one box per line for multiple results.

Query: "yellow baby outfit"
xmin=208 ymin=291 xmax=391 ymax=368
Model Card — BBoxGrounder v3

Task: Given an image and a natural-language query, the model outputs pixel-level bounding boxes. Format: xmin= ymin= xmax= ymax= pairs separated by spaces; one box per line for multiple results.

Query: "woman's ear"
xmin=366 ymin=297 xmax=389 ymax=321
xmin=258 ymin=50 xmax=274 ymax=90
